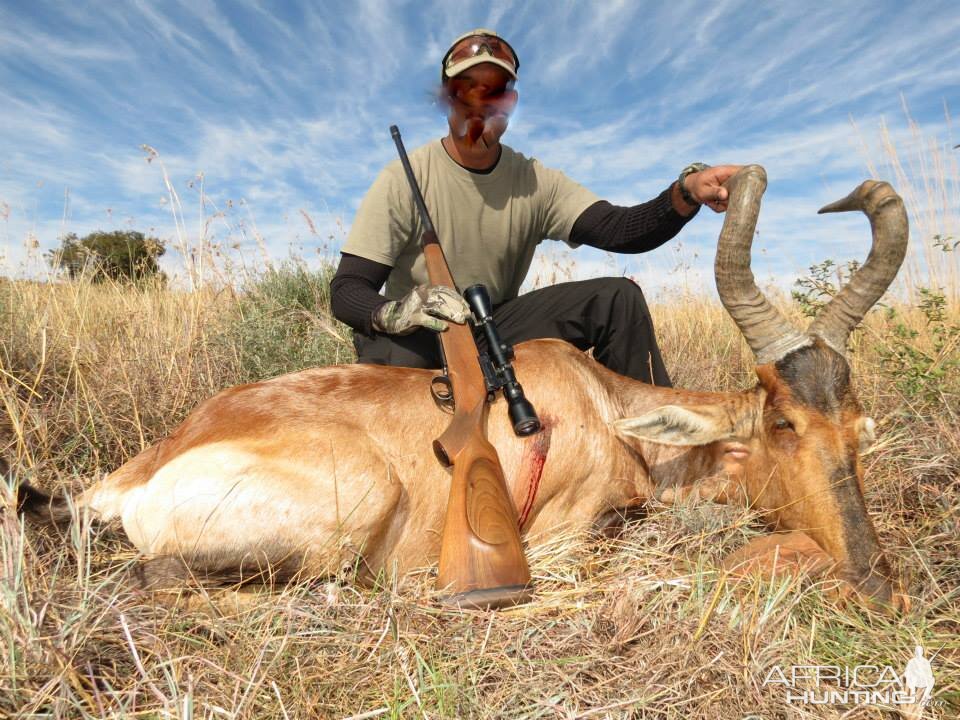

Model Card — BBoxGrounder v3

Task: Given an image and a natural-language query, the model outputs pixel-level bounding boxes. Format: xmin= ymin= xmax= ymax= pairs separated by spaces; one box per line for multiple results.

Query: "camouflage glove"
xmin=372 ymin=284 xmax=471 ymax=335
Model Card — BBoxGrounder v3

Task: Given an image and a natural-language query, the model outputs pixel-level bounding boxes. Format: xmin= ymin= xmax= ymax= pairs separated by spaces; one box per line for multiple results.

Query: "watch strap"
xmin=678 ymin=162 xmax=711 ymax=206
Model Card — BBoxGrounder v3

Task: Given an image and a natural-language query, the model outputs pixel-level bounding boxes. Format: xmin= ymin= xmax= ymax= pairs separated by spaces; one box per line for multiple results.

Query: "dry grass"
xmin=0 ymin=266 xmax=957 ymax=719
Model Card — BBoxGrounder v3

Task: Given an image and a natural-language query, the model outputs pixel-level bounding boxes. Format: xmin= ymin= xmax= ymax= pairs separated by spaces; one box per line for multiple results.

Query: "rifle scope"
xmin=463 ymin=284 xmax=541 ymax=436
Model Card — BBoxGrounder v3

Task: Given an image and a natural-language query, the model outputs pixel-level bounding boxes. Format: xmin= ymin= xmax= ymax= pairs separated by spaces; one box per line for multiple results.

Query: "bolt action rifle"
xmin=390 ymin=125 xmax=540 ymax=609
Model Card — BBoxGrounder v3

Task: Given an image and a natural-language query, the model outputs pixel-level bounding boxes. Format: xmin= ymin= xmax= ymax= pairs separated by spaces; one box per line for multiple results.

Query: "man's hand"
xmin=685 ymin=165 xmax=743 ymax=213
xmin=372 ymin=284 xmax=471 ymax=335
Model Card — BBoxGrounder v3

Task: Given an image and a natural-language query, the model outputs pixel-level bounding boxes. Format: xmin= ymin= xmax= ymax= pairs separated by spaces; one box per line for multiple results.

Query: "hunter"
xmin=330 ymin=28 xmax=741 ymax=386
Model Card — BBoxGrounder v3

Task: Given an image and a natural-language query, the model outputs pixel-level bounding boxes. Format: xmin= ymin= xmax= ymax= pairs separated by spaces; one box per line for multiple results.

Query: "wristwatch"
xmin=678 ymin=162 xmax=711 ymax=206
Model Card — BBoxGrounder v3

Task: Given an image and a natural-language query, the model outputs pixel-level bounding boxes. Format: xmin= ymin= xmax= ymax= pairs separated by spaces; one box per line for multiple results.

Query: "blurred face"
xmin=443 ymin=64 xmax=518 ymax=153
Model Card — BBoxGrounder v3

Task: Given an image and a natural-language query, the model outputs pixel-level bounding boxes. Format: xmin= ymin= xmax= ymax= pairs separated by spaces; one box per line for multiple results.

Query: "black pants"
xmin=353 ymin=277 xmax=671 ymax=386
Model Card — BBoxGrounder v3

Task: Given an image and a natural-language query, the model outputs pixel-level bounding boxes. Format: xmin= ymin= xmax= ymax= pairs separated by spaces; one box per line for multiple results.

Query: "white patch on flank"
xmin=109 ymin=440 xmax=388 ymax=569
xmin=120 ymin=442 xmax=270 ymax=553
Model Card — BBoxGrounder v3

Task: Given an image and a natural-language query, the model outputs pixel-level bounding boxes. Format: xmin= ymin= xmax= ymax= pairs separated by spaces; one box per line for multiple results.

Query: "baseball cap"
xmin=441 ymin=29 xmax=519 ymax=81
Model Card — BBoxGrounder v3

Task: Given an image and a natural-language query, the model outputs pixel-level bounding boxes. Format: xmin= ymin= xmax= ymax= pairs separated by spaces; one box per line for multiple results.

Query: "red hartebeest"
xmin=19 ymin=167 xmax=908 ymax=606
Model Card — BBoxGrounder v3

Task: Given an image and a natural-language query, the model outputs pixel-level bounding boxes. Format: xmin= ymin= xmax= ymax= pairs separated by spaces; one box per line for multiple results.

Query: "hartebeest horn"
xmin=715 ymin=165 xmax=812 ymax=364
xmin=809 ymin=181 xmax=909 ymax=356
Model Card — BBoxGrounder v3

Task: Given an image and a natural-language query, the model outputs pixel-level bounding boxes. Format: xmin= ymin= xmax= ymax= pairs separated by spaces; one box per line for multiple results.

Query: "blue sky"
xmin=1 ymin=0 xmax=958 ymax=296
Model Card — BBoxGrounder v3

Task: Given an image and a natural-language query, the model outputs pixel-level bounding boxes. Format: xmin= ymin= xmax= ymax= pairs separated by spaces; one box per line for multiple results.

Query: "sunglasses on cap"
xmin=442 ymin=33 xmax=519 ymax=79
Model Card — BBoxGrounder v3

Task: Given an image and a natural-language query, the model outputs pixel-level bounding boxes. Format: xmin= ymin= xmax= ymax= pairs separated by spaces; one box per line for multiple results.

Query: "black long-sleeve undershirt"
xmin=330 ymin=187 xmax=699 ymax=333
xmin=329 ymin=253 xmax=393 ymax=336
xmin=571 ymin=185 xmax=697 ymax=253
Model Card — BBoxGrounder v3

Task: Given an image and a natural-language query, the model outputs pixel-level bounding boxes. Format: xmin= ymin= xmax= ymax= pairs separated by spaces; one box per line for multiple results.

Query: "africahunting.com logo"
xmin=762 ymin=646 xmax=935 ymax=708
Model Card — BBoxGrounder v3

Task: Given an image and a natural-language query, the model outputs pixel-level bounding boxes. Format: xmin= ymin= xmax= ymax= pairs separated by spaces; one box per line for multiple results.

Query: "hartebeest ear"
xmin=613 ymin=405 xmax=738 ymax=447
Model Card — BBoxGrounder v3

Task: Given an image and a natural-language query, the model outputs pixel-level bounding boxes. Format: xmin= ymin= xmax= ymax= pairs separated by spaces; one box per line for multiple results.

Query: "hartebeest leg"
xmin=129 ymin=550 xmax=309 ymax=591
xmin=655 ymin=476 xmax=741 ymax=504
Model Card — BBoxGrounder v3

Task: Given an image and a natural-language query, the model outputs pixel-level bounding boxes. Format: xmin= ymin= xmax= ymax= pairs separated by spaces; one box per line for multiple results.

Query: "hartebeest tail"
xmin=16 ymin=480 xmax=74 ymax=530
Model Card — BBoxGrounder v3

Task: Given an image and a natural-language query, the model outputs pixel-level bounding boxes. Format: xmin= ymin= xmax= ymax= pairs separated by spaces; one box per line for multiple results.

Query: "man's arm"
xmin=569 ymin=164 xmax=744 ymax=252
xmin=329 ymin=253 xmax=393 ymax=335
xmin=569 ymin=185 xmax=698 ymax=253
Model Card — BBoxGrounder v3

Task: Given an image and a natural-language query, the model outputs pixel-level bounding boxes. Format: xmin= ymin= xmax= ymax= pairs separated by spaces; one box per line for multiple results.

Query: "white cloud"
xmin=1 ymin=0 xmax=955 ymax=298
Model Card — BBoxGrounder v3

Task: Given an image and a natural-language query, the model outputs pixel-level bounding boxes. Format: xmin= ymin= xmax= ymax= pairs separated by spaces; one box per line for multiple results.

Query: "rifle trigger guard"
xmin=430 ymin=374 xmax=455 ymax=411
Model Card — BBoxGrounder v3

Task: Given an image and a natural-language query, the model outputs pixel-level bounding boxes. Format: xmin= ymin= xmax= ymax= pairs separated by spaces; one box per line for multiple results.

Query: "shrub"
xmin=791 ymin=258 xmax=861 ymax=318
xmin=875 ymin=287 xmax=960 ymax=409
xmin=48 ymin=230 xmax=165 ymax=283
xmin=225 ymin=261 xmax=354 ymax=381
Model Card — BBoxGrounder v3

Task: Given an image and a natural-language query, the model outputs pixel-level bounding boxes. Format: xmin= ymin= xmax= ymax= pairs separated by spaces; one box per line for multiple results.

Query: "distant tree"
xmin=49 ymin=230 xmax=165 ymax=282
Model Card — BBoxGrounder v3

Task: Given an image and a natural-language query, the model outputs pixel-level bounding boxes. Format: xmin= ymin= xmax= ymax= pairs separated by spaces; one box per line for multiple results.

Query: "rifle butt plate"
xmin=439 ymin=584 xmax=533 ymax=611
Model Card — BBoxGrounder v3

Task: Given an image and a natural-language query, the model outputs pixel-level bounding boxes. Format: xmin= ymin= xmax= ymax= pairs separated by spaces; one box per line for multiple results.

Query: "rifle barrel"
xmin=390 ymin=126 xmax=437 ymax=241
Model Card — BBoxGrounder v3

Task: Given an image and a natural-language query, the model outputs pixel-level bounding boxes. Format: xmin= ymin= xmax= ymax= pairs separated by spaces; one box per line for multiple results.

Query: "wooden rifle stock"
xmin=391 ymin=127 xmax=531 ymax=609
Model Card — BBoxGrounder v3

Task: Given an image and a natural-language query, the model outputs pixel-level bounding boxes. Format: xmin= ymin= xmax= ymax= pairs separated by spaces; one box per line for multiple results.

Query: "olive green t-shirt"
xmin=342 ymin=139 xmax=600 ymax=305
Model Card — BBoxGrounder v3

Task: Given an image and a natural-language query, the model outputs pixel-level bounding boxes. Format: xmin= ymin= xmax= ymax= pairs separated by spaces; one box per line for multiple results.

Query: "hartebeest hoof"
xmin=722 ymin=530 xmax=836 ymax=580
xmin=722 ymin=532 xmax=906 ymax=614
xmin=830 ymin=576 xmax=910 ymax=615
